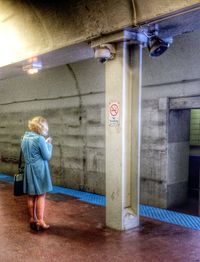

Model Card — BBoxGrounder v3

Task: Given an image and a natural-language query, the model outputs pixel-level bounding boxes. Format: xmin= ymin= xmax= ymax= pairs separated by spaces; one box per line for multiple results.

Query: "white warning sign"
xmin=109 ymin=102 xmax=120 ymax=126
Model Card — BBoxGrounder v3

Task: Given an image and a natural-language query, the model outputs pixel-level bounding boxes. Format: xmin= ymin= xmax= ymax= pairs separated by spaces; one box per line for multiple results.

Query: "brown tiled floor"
xmin=1 ymin=181 xmax=200 ymax=262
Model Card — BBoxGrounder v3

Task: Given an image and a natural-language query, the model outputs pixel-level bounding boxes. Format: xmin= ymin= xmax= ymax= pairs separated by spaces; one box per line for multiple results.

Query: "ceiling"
xmin=0 ymin=7 xmax=200 ymax=81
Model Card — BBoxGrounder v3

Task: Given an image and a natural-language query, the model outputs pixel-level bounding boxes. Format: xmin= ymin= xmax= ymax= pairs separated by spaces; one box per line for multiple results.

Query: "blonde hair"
xmin=28 ymin=116 xmax=48 ymax=136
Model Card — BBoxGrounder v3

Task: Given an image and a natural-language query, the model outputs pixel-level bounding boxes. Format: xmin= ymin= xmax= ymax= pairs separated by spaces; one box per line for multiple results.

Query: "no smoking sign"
xmin=109 ymin=102 xmax=120 ymax=126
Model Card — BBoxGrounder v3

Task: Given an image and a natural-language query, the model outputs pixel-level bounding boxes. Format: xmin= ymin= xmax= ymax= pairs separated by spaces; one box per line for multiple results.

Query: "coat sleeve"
xmin=38 ymin=136 xmax=53 ymax=161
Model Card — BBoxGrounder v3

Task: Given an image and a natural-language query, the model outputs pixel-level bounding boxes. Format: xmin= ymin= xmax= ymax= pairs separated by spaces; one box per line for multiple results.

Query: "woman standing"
xmin=21 ymin=116 xmax=53 ymax=231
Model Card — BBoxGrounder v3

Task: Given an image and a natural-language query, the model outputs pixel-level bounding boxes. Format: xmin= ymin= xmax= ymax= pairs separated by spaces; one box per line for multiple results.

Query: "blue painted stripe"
xmin=0 ymin=173 xmax=106 ymax=207
xmin=139 ymin=205 xmax=200 ymax=231
xmin=0 ymin=174 xmax=14 ymax=184
xmin=51 ymin=185 xmax=106 ymax=206
xmin=1 ymin=173 xmax=200 ymax=231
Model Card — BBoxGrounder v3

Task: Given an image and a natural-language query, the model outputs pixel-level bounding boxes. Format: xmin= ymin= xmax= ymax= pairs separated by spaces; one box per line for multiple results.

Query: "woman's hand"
xmin=45 ymin=137 xmax=53 ymax=144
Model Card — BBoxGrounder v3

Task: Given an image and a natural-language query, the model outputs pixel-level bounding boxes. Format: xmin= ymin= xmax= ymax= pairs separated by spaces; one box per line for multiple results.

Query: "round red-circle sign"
xmin=110 ymin=103 xmax=119 ymax=117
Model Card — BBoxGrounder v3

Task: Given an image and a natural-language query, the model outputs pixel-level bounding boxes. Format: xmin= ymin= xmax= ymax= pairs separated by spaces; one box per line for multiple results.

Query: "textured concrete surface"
xmin=168 ymin=110 xmax=190 ymax=143
xmin=167 ymin=110 xmax=190 ymax=207
xmin=168 ymin=142 xmax=189 ymax=184
xmin=0 ymin=59 xmax=105 ymax=195
xmin=167 ymin=182 xmax=188 ymax=208
xmin=1 ymin=29 xmax=200 ymax=208
xmin=140 ymin=98 xmax=168 ymax=208
xmin=136 ymin=0 xmax=200 ymax=23
xmin=170 ymin=96 xmax=200 ymax=110
xmin=105 ymin=44 xmax=141 ymax=230
xmin=0 ymin=0 xmax=133 ymax=66
xmin=0 ymin=0 xmax=199 ymax=67
xmin=141 ymin=30 xmax=200 ymax=208
xmin=1 ymin=181 xmax=200 ymax=262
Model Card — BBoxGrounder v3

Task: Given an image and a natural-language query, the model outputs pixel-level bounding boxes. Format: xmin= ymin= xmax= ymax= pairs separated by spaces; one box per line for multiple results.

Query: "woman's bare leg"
xmin=33 ymin=198 xmax=37 ymax=221
xmin=36 ymin=194 xmax=45 ymax=221
xmin=36 ymin=194 xmax=49 ymax=228
xmin=27 ymin=195 xmax=36 ymax=222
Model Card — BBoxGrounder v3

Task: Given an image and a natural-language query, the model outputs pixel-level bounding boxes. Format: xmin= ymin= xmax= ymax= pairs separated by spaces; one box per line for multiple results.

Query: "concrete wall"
xmin=1 ymin=29 xmax=200 ymax=207
xmin=0 ymin=59 xmax=105 ymax=195
xmin=141 ymin=29 xmax=200 ymax=208
xmin=140 ymin=98 xmax=168 ymax=207
xmin=167 ymin=110 xmax=190 ymax=208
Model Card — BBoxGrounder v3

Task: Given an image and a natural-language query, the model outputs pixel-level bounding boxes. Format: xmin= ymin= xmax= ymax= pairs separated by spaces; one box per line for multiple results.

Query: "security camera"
xmin=94 ymin=48 xmax=111 ymax=63
xmin=98 ymin=57 xmax=108 ymax=64
xmin=94 ymin=44 xmax=116 ymax=63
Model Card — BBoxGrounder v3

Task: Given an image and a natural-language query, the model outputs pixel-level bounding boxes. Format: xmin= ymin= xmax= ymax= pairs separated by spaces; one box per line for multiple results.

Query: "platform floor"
xmin=1 ymin=181 xmax=200 ymax=262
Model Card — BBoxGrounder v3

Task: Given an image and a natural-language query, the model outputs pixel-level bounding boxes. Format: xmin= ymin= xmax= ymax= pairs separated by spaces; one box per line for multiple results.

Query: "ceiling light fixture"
xmin=23 ymin=60 xmax=43 ymax=74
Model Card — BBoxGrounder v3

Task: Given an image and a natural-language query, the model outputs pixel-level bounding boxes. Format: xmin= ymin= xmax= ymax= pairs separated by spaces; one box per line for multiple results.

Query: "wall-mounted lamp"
xmin=148 ymin=36 xmax=170 ymax=57
xmin=146 ymin=25 xmax=173 ymax=58
xmin=138 ymin=24 xmax=173 ymax=58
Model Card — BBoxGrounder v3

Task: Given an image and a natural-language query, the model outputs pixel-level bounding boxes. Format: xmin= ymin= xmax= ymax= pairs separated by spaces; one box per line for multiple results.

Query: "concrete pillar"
xmin=105 ymin=42 xmax=142 ymax=230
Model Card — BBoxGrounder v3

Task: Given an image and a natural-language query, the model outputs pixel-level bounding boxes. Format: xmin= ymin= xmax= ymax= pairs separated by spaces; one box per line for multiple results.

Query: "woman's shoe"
xmin=29 ymin=218 xmax=37 ymax=230
xmin=36 ymin=221 xmax=50 ymax=231
xmin=30 ymin=222 xmax=37 ymax=230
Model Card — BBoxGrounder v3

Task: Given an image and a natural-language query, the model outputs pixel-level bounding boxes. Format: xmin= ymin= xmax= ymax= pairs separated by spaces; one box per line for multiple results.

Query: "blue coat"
xmin=21 ymin=131 xmax=53 ymax=195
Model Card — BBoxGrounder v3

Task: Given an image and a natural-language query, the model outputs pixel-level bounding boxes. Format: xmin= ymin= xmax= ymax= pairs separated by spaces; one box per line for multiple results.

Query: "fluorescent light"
xmin=27 ymin=68 xmax=39 ymax=74
xmin=23 ymin=60 xmax=43 ymax=74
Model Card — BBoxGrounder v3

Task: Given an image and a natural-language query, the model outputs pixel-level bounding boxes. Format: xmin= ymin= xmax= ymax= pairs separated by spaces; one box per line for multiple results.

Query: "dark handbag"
xmin=13 ymin=149 xmax=24 ymax=196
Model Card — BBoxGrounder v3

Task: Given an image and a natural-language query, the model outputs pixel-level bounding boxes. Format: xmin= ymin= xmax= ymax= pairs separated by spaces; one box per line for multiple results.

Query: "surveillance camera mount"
xmin=94 ymin=44 xmax=116 ymax=63
xmin=92 ymin=26 xmax=173 ymax=61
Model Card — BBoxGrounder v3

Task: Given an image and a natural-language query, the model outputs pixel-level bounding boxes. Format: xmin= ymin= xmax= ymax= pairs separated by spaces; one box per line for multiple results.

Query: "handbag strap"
xmin=18 ymin=149 xmax=23 ymax=173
